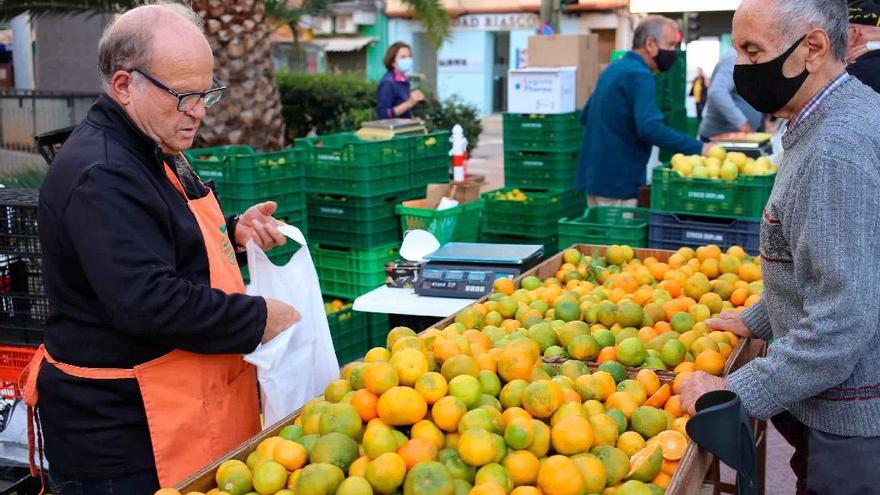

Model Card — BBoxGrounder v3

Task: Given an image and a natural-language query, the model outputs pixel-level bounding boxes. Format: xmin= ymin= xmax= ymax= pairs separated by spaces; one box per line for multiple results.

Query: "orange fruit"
xmin=522 ymin=381 xmax=564 ymax=419
xmin=365 ymin=452 xmax=407 ymax=494
xmin=730 ymin=288 xmax=749 ymax=307
xmin=637 ymin=326 xmax=658 ymax=343
xmin=412 ymin=420 xmax=446 ymax=450
xmin=398 ymin=437 xmax=439 ymax=469
xmin=635 ymin=369 xmax=660 ymax=396
xmin=673 ymin=362 xmax=696 ymax=374
xmin=605 ymin=392 xmax=639 ymax=419
xmin=364 ymin=362 xmax=400 ymax=396
xmin=656 ymin=430 xmax=688 ymax=461
xmin=254 ymin=461 xmax=291 ymax=495
xmin=664 ymin=395 xmax=684 ymax=418
xmin=349 ymin=456 xmax=370 ymax=477
xmin=652 ymin=472 xmax=672 ymax=489
xmin=414 ymin=372 xmax=448 ymax=405
xmin=643 ymin=383 xmax=671 ymax=409
xmin=561 ymin=387 xmax=581 ymax=404
xmin=497 ymin=347 xmax=535 ymax=383
xmin=470 ymin=483 xmax=507 ymax=495
xmin=654 ymin=321 xmax=672 ymax=334
xmin=596 ymin=347 xmax=617 ymax=364
xmin=433 ymin=339 xmax=463 ymax=362
xmin=274 ymin=439 xmax=308 ymax=471
xmin=694 ymin=350 xmax=725 ymax=376
xmin=432 ymin=396 xmax=468 ymax=432
xmin=351 ymin=389 xmax=379 ymax=422
xmin=502 ymin=407 xmax=533 ymax=426
xmin=476 ymin=353 xmax=498 ymax=373
xmin=591 ymin=371 xmax=617 ymax=401
xmin=696 ymin=245 xmax=721 ymax=262
xmin=458 ymin=429 xmax=498 ymax=467
xmin=537 ymin=456 xmax=585 ymax=495
xmin=528 ymin=419 xmax=552 ymax=458
xmin=504 ymin=450 xmax=541 ymax=486
xmin=377 ymin=387 xmax=428 ymax=426
xmin=550 ymin=416 xmax=593 ymax=455
xmin=365 ymin=347 xmax=392 ymax=363
xmin=661 ymin=459 xmax=679 ymax=476
xmin=391 ymin=348 xmax=429 ymax=387
xmin=154 ymin=490 xmax=182 ymax=495
xmin=494 ymin=277 xmax=515 ymax=296
xmin=256 ymin=436 xmax=285 ymax=461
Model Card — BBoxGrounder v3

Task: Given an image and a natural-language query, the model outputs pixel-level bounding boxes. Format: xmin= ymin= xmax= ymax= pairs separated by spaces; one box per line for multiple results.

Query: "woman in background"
xmin=377 ymin=42 xmax=425 ymax=119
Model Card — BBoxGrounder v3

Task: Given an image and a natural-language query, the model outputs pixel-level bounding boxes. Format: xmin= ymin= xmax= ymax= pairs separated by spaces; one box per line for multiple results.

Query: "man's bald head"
xmin=734 ymin=0 xmax=849 ymax=62
xmin=98 ymin=3 xmax=209 ymax=90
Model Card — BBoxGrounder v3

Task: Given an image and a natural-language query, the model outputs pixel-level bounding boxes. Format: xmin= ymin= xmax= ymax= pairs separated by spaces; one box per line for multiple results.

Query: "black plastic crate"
xmin=0 ymin=255 xmax=47 ymax=345
xmin=648 ymin=212 xmax=761 ymax=253
xmin=0 ymin=190 xmax=40 ymax=257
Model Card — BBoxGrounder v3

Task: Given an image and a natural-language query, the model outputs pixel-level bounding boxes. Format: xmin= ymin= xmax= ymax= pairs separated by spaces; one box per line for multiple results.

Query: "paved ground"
xmin=474 ymin=114 xmax=798 ymax=495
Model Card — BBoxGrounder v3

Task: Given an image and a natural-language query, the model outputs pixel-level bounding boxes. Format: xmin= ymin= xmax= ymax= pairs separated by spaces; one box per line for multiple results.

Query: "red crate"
xmin=0 ymin=345 xmax=37 ymax=400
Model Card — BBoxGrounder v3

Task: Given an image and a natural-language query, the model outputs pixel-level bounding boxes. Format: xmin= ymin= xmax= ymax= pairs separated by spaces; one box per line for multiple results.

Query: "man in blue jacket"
xmin=576 ymin=16 xmax=710 ymax=206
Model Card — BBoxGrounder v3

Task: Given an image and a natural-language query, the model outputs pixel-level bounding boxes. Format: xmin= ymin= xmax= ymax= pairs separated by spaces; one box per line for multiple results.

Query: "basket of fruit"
xmin=650 ymin=147 xmax=776 ymax=220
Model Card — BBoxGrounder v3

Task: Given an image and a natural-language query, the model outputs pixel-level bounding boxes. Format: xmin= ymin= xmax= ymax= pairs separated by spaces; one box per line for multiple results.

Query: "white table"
xmin=353 ymin=286 xmax=474 ymax=318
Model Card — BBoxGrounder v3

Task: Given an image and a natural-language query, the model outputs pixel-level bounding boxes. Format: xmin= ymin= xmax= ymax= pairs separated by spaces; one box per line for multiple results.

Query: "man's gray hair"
xmin=632 ymin=15 xmax=678 ymax=50
xmin=97 ymin=2 xmax=204 ymax=90
xmin=771 ymin=0 xmax=848 ymax=61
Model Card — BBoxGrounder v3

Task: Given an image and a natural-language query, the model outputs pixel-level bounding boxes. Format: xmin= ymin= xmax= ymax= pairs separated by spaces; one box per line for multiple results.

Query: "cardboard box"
xmin=507 ymin=67 xmax=578 ymax=114
xmin=528 ymin=34 xmax=600 ymax=109
xmin=425 ymin=182 xmax=482 ymax=206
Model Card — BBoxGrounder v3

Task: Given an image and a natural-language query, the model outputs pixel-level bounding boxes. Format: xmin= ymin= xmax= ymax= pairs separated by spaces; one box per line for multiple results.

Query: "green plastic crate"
xmin=504 ymin=149 xmax=579 ymax=189
xmin=480 ymin=231 xmax=559 ymax=257
xmin=220 ymin=190 xmax=306 ymax=216
xmin=482 ymin=188 xmax=584 ymax=236
xmin=410 ymin=131 xmax=451 ymax=160
xmin=650 ymin=165 xmax=775 ymax=220
xmin=313 ymin=243 xmax=400 ymax=299
xmin=558 ymin=206 xmax=650 ymax=249
xmin=502 ymin=112 xmax=581 ymax=132
xmin=307 ymin=193 xmax=403 ymax=249
xmin=503 ymin=112 xmax=582 ymax=153
xmin=297 ymin=132 xmax=412 ymax=197
xmin=185 ymin=146 xmax=302 ymax=184
xmin=411 ymin=155 xmax=450 ymax=190
xmin=326 ymin=303 xmax=369 ymax=365
xmin=366 ymin=312 xmax=391 ymax=348
xmin=212 ymin=175 xmax=305 ymax=200
xmin=396 ymin=199 xmax=484 ymax=244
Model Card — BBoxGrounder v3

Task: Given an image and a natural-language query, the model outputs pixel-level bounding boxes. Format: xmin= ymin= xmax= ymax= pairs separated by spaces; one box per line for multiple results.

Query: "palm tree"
xmin=0 ymin=0 xmax=451 ymax=149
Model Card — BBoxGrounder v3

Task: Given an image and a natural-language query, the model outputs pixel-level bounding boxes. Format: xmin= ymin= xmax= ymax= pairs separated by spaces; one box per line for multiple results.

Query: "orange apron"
xmin=22 ymin=158 xmax=261 ymax=487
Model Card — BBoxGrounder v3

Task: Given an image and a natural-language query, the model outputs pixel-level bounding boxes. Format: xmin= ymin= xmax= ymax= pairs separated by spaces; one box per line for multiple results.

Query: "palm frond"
xmin=401 ymin=0 xmax=451 ymax=48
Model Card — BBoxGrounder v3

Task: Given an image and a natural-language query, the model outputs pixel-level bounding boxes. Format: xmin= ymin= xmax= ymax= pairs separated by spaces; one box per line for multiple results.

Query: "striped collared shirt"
xmin=788 ymin=71 xmax=850 ymax=130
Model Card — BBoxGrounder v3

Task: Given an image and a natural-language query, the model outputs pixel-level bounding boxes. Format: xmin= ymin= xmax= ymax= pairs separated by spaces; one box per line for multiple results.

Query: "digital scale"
xmin=415 ymin=243 xmax=545 ymax=299
xmin=712 ymin=133 xmax=773 ymax=159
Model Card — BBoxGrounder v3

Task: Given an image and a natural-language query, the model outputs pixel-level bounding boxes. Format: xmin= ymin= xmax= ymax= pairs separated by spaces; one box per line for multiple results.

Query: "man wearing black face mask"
xmin=679 ymin=1 xmax=880 ymax=493
xmin=847 ymin=0 xmax=880 ymax=93
xmin=576 ymin=16 xmax=710 ymax=207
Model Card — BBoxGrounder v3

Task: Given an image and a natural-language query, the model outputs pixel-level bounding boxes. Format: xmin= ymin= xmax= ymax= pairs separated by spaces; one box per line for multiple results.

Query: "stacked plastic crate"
xmin=184 ymin=145 xmax=306 ymax=271
xmin=0 ymin=189 xmax=44 ymax=400
xmin=485 ymin=113 xmax=585 ymax=254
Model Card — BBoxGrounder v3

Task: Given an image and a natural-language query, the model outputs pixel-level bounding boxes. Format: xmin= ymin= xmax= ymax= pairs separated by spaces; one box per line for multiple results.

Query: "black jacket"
xmin=848 ymin=50 xmax=880 ymax=95
xmin=37 ymin=94 xmax=266 ymax=479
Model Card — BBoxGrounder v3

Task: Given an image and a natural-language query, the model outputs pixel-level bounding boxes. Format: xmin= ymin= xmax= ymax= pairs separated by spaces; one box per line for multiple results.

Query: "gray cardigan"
xmin=727 ymin=77 xmax=880 ymax=437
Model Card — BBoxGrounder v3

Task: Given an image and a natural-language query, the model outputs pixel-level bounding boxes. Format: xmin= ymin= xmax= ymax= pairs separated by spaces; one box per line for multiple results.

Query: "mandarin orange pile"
xmin=157 ymin=244 xmax=758 ymax=495
xmin=478 ymin=244 xmax=760 ymax=375
xmin=158 ymin=330 xmax=691 ymax=495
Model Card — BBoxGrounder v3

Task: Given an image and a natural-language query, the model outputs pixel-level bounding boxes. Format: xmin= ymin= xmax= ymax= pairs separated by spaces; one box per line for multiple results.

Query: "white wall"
xmin=436 ymin=31 xmax=494 ymax=115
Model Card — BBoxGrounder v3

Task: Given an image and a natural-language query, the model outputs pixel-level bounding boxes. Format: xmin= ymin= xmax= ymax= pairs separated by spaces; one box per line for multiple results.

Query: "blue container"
xmin=648 ymin=212 xmax=761 ymax=254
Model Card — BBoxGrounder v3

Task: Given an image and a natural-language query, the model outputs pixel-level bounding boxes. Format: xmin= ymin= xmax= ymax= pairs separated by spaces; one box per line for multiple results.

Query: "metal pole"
xmin=539 ymin=0 xmax=561 ymax=33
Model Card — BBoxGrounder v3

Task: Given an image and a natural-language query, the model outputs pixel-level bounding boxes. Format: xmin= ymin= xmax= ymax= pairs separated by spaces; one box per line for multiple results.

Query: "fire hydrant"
xmin=450 ymin=124 xmax=469 ymax=183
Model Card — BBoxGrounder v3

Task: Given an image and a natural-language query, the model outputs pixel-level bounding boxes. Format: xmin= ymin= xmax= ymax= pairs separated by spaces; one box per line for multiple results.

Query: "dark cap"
xmin=850 ymin=0 xmax=880 ymax=26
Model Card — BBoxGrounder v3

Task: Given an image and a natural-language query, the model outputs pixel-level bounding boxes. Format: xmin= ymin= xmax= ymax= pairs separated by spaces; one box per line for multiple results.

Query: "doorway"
xmin=492 ymin=31 xmax=510 ymax=113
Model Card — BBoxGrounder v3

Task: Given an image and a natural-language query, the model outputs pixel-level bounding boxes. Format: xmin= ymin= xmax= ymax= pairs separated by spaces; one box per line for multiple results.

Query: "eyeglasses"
xmin=132 ymin=69 xmax=225 ymax=112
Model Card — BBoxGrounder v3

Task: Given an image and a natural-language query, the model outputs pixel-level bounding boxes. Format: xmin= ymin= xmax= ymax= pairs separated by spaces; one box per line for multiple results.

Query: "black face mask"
xmin=654 ymin=49 xmax=679 ymax=72
xmin=733 ymin=35 xmax=809 ymax=114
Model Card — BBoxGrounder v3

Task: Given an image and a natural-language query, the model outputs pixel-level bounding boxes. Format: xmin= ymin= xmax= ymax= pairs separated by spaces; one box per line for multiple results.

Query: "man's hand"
xmin=236 ymin=201 xmax=287 ymax=251
xmin=706 ymin=311 xmax=752 ymax=338
xmin=410 ymin=90 xmax=426 ymax=104
xmin=681 ymin=371 xmax=727 ymax=416
xmin=262 ymin=298 xmax=301 ymax=344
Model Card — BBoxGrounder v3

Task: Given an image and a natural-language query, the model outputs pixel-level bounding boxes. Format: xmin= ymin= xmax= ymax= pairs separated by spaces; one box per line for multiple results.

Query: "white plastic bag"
xmin=244 ymin=225 xmax=339 ymax=427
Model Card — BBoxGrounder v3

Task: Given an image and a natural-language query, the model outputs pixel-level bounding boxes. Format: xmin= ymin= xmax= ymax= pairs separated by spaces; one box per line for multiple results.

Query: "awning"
xmin=630 ymin=0 xmax=741 ymax=13
xmin=314 ymin=36 xmax=376 ymax=52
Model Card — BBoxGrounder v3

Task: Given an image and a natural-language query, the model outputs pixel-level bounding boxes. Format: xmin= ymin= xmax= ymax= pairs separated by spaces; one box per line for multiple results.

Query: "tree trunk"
xmin=192 ymin=0 xmax=286 ymax=150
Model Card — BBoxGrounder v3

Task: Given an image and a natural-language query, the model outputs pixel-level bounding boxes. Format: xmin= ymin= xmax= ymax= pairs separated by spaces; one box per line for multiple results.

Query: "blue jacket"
xmin=576 ymin=51 xmax=703 ymax=199
xmin=377 ymin=70 xmax=412 ymax=119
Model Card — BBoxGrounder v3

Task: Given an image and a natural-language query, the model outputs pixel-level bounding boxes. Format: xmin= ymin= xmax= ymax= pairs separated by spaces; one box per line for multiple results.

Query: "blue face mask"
xmin=397 ymin=57 xmax=414 ymax=74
